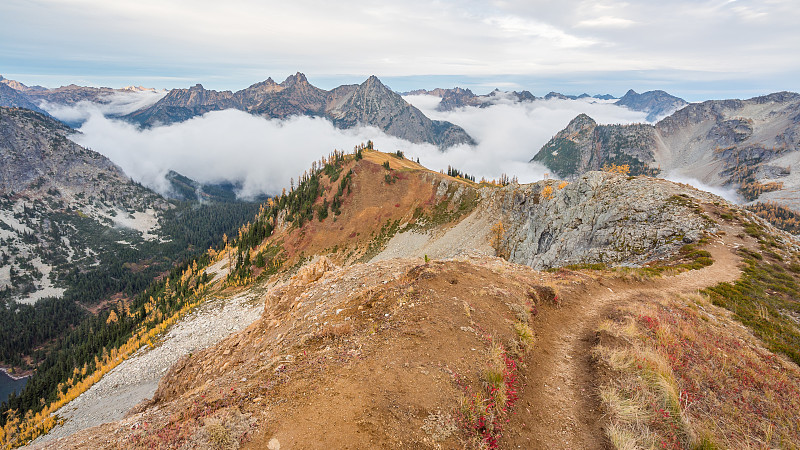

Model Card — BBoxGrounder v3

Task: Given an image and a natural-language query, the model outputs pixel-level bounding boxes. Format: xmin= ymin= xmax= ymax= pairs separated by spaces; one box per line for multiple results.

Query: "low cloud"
xmin=402 ymin=95 xmax=649 ymax=183
xmin=665 ymin=173 xmax=741 ymax=204
xmin=45 ymin=96 xmax=656 ymax=198
xmin=41 ymin=90 xmax=166 ymax=124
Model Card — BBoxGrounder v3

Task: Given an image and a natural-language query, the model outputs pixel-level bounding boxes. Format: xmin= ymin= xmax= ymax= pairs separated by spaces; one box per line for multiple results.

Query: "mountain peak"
xmin=616 ymin=89 xmax=688 ymax=121
xmin=364 ymin=75 xmax=384 ymax=86
xmin=282 ymin=72 xmax=308 ymax=87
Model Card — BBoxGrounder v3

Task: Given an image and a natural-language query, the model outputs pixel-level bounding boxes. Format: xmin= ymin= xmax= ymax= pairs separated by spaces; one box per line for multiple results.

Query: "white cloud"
xmin=664 ymin=173 xmax=741 ymax=204
xmin=484 ymin=16 xmax=597 ymax=48
xmin=575 ymin=16 xmax=635 ymax=28
xmin=42 ymin=96 xmax=653 ymax=199
xmin=41 ymin=90 xmax=166 ymax=124
xmin=402 ymin=95 xmax=649 ymax=183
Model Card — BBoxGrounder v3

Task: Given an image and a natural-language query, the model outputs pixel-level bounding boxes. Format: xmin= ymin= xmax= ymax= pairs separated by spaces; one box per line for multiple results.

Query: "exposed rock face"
xmin=532 ymin=92 xmax=800 ymax=209
xmin=496 ymin=172 xmax=717 ymax=269
xmin=370 ymin=163 xmax=718 ymax=271
xmin=615 ymin=89 xmax=688 ymax=122
xmin=0 ymin=83 xmax=48 ymax=116
xmin=327 ymin=75 xmax=474 ymax=147
xmin=290 ymin=255 xmax=338 ymax=285
xmin=125 ymin=73 xmax=474 ymax=148
xmin=0 ymin=108 xmax=128 ymax=195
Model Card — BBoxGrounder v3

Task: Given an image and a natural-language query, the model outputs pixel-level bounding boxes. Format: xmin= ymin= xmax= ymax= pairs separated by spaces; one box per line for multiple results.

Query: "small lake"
xmin=0 ymin=370 xmax=28 ymax=404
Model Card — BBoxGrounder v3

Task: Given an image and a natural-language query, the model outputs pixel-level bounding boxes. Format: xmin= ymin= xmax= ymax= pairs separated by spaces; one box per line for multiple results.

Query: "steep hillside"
xmin=0 ymin=107 xmax=166 ymax=304
xmin=0 ymin=106 xmax=262 ymax=383
xmin=10 ymin=146 xmax=798 ymax=449
xmin=0 ymin=84 xmax=48 ymax=116
xmin=125 ymin=74 xmax=474 ymax=148
xmin=531 ymin=113 xmax=660 ymax=178
xmin=533 ymin=92 xmax=800 ymax=210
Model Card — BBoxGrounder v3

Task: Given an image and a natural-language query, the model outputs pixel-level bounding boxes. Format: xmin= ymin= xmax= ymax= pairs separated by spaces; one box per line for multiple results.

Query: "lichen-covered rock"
xmin=494 ymin=172 xmax=718 ymax=269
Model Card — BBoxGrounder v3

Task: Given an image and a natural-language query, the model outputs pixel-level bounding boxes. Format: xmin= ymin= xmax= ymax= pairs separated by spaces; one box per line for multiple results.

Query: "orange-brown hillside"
xmin=29 ymin=148 xmax=800 ymax=449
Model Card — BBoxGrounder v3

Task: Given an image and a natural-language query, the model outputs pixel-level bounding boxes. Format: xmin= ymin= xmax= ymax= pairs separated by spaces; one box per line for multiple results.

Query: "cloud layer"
xmin=47 ymin=97 xmax=650 ymax=199
xmin=41 ymin=90 xmax=166 ymax=124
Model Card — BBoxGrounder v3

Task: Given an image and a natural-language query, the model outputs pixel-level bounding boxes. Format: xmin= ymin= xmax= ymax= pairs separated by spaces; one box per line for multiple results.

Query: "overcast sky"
xmin=2 ymin=0 xmax=798 ymax=100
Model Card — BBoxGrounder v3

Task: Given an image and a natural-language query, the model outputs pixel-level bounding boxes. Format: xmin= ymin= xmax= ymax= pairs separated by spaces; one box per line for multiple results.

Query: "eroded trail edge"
xmin=504 ymin=228 xmax=743 ymax=449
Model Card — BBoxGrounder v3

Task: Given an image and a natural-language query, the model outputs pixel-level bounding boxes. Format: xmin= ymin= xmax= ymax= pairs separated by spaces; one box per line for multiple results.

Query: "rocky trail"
xmin=504 ymin=222 xmax=744 ymax=449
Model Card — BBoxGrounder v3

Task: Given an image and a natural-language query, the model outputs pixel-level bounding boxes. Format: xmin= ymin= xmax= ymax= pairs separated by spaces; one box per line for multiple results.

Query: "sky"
xmin=2 ymin=0 xmax=799 ymax=101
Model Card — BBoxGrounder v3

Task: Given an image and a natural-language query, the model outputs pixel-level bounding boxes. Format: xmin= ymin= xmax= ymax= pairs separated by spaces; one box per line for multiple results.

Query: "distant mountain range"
xmin=403 ymin=86 xmax=686 ymax=122
xmin=125 ymin=73 xmax=475 ymax=148
xmin=1 ymin=72 xmax=693 ymax=149
xmin=615 ymin=89 xmax=688 ymax=122
xmin=532 ymin=91 xmax=800 ymax=209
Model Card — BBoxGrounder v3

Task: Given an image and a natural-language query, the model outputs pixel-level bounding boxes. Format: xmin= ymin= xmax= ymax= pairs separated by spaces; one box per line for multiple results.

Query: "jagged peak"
xmin=245 ymin=77 xmax=280 ymax=91
xmin=358 ymin=75 xmax=392 ymax=93
xmin=281 ymin=72 xmax=309 ymax=87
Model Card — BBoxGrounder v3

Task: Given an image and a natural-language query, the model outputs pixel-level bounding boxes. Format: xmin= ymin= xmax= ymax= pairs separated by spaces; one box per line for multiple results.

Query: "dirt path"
xmin=504 ymin=227 xmax=744 ymax=449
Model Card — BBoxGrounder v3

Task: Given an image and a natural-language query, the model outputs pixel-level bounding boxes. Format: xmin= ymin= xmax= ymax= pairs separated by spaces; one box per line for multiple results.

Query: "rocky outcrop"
xmin=496 ymin=172 xmax=717 ymax=269
xmin=375 ymin=165 xmax=717 ymax=270
xmin=615 ymin=89 xmax=688 ymax=122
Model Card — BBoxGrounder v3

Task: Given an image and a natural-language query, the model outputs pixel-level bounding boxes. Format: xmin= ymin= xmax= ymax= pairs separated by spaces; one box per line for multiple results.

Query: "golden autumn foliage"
xmin=490 ymin=221 xmax=508 ymax=259
xmin=602 ymin=163 xmax=631 ymax=175
xmin=1 ymin=260 xmax=212 ymax=448
xmin=541 ymin=185 xmax=554 ymax=200
xmin=557 ymin=181 xmax=568 ymax=190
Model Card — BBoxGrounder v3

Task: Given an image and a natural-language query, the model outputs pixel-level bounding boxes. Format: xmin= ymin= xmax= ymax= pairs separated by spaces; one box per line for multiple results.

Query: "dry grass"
xmin=595 ymin=292 xmax=800 ymax=449
xmin=513 ymin=321 xmax=535 ymax=351
xmin=484 ymin=342 xmax=509 ymax=412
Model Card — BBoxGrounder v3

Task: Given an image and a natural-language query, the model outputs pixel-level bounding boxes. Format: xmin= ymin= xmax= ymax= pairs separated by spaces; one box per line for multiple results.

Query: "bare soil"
xmin=503 ymin=217 xmax=745 ymax=449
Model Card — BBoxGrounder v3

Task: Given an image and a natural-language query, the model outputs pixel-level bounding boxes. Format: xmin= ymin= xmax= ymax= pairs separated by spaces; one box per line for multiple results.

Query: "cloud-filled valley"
xmin=44 ymin=92 xmax=658 ymax=199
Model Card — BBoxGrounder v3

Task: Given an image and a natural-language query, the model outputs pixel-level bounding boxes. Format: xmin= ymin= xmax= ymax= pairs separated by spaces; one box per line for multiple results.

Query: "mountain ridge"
xmin=125 ymin=73 xmax=475 ymax=148
xmin=17 ymin=148 xmax=800 ymax=449
xmin=532 ymin=91 xmax=800 ymax=210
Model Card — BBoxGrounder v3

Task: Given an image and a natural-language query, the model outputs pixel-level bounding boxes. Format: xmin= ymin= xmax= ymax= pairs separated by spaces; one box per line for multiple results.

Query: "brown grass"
xmin=595 ymin=292 xmax=800 ymax=449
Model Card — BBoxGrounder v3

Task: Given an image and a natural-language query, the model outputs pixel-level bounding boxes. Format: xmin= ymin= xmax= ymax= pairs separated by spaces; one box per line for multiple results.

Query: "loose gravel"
xmin=29 ymin=288 xmax=265 ymax=446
